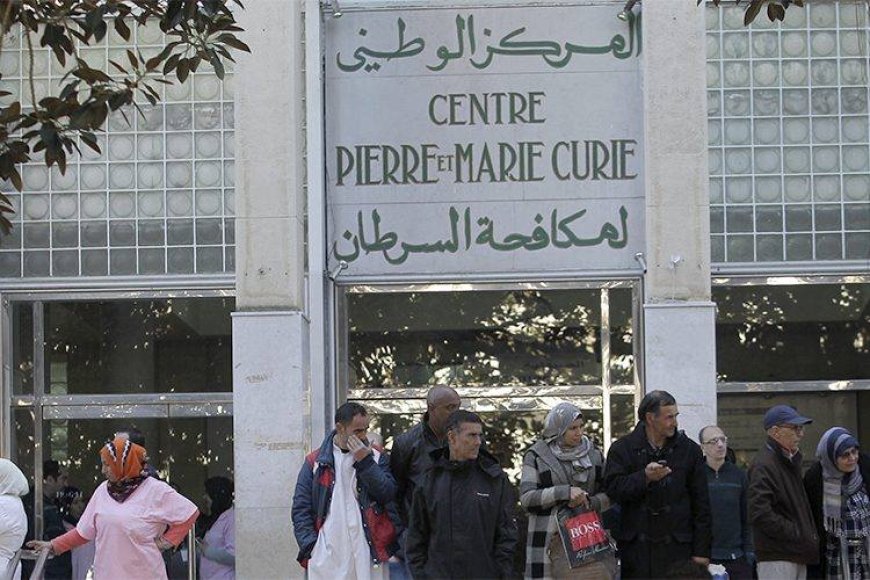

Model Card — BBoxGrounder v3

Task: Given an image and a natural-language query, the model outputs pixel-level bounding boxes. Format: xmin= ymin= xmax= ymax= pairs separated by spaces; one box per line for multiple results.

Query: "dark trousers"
xmin=618 ymin=539 xmax=692 ymax=579
xmin=713 ymin=556 xmax=754 ymax=580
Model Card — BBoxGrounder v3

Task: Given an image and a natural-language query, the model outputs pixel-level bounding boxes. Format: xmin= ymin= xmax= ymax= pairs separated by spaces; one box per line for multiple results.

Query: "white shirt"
xmin=308 ymin=445 xmax=388 ymax=580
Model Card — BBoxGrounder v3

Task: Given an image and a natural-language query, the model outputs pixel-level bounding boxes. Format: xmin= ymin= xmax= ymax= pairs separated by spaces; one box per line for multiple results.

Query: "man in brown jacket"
xmin=748 ymin=405 xmax=819 ymax=579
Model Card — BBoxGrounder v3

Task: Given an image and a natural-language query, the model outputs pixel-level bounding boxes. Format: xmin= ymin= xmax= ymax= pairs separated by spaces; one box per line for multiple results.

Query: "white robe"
xmin=0 ymin=495 xmax=27 ymax=580
xmin=308 ymin=445 xmax=389 ymax=580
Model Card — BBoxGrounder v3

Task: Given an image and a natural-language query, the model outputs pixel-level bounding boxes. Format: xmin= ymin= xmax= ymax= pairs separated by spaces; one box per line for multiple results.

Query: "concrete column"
xmin=233 ymin=1 xmax=308 ymax=578
xmin=642 ymin=1 xmax=716 ymax=441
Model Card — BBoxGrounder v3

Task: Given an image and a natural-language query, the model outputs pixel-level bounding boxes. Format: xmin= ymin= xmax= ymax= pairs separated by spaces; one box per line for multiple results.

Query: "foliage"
xmin=702 ymin=0 xmax=805 ymax=25
xmin=0 ymin=0 xmax=249 ymax=234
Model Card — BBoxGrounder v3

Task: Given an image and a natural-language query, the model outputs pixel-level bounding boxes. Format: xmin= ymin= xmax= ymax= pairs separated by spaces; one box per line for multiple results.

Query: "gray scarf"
xmin=543 ymin=402 xmax=593 ymax=483
xmin=816 ymin=427 xmax=865 ymax=580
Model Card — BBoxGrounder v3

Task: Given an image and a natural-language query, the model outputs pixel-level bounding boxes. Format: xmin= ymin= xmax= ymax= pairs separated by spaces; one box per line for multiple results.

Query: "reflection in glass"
xmin=12 ymin=303 xmax=34 ymax=395
xmin=12 ymin=409 xmax=35 ymax=484
xmin=609 ymin=395 xmax=635 ymax=443
xmin=609 ymin=289 xmax=634 ymax=386
xmin=718 ymin=392 xmax=855 ymax=470
xmin=347 ymin=290 xmax=606 ymax=389
xmin=39 ymin=417 xmax=233 ymax=511
xmin=41 ymin=298 xmax=234 ymax=394
xmin=715 ymin=283 xmax=870 ymax=382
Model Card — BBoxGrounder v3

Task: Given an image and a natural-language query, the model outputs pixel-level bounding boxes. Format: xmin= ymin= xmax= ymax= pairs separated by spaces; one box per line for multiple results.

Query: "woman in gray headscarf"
xmin=804 ymin=427 xmax=870 ymax=580
xmin=519 ymin=402 xmax=614 ymax=579
xmin=0 ymin=458 xmax=30 ymax=580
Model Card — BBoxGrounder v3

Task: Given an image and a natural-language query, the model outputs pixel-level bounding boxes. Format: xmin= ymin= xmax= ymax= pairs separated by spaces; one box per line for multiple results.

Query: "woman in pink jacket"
xmin=29 ymin=437 xmax=198 ymax=580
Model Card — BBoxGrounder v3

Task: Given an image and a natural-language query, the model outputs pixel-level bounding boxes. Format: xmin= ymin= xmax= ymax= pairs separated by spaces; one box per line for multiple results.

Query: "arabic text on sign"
xmin=334 ymin=12 xmax=641 ymax=74
xmin=332 ymin=205 xmax=630 ymax=266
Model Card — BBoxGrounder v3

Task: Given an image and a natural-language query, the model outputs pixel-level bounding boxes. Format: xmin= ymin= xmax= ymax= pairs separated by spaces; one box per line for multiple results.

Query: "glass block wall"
xmin=0 ymin=23 xmax=234 ymax=277
xmin=707 ymin=2 xmax=870 ymax=263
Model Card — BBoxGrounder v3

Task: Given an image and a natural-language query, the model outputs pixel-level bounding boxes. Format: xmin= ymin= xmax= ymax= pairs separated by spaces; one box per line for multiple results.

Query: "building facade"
xmin=0 ymin=1 xmax=867 ymax=578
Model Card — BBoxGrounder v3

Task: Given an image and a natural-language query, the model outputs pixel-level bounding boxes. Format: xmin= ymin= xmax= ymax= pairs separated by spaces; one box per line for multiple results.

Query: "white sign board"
xmin=325 ymin=4 xmax=644 ymax=277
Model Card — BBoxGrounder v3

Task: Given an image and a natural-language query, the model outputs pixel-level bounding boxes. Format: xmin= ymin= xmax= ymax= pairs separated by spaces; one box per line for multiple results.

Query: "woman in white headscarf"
xmin=0 ymin=458 xmax=30 ymax=580
xmin=804 ymin=427 xmax=870 ymax=580
xmin=519 ymin=402 xmax=615 ymax=579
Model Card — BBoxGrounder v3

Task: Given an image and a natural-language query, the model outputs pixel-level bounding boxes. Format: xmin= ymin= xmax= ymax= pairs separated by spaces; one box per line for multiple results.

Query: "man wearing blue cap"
xmin=748 ymin=404 xmax=819 ymax=579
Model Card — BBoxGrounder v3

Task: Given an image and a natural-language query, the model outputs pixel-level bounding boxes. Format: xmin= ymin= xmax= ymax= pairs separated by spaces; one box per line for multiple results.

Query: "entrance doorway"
xmin=2 ymin=292 xmax=234 ymax=550
xmin=337 ymin=280 xmax=642 ymax=479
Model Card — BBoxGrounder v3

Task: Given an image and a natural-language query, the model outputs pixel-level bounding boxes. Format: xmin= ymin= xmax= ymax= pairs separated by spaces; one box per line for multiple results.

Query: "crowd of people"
xmin=292 ymin=388 xmax=870 ymax=580
xmin=0 ymin=427 xmax=236 ymax=580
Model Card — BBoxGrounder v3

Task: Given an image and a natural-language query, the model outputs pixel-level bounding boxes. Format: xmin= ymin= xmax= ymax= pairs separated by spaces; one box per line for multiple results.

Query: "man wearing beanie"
xmin=748 ymin=404 xmax=819 ymax=579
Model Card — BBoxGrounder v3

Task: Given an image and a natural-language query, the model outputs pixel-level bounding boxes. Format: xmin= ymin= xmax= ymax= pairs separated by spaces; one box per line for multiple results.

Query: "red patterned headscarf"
xmin=100 ymin=437 xmax=148 ymax=502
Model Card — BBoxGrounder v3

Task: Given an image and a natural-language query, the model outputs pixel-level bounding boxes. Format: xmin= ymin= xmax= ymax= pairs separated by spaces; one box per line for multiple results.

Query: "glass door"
xmin=2 ymin=292 xmax=234 ymax=549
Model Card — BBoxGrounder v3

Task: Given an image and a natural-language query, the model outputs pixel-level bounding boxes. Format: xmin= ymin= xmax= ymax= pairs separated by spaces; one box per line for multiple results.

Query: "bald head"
xmin=427 ymin=386 xmax=459 ymax=407
xmin=426 ymin=386 xmax=461 ymax=437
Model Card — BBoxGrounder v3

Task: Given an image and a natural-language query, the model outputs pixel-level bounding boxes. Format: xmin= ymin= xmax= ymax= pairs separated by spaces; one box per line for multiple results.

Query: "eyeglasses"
xmin=702 ymin=436 xmax=728 ymax=445
xmin=777 ymin=424 xmax=805 ymax=434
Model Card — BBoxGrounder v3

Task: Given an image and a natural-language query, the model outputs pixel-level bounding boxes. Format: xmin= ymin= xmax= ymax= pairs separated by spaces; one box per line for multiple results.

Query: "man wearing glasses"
xmin=699 ymin=426 xmax=754 ymax=579
xmin=748 ymin=405 xmax=819 ymax=580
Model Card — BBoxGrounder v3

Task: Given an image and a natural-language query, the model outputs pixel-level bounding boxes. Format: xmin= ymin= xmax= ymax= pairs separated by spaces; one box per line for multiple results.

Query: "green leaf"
xmin=114 ymin=17 xmax=131 ymax=41
xmin=80 ymin=132 xmax=101 ymax=154
xmin=0 ymin=102 xmax=21 ymax=123
xmin=216 ymin=33 xmax=251 ymax=53
xmin=744 ymin=1 xmax=764 ymax=25
xmin=176 ymin=59 xmax=190 ymax=83
xmin=94 ymin=19 xmax=108 ymax=42
xmin=767 ymin=3 xmax=786 ymax=21
xmin=146 ymin=44 xmax=175 ymax=71
xmin=163 ymin=53 xmax=182 ymax=75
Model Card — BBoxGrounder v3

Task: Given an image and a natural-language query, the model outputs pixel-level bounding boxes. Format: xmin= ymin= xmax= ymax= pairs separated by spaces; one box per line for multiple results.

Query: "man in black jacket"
xmin=406 ymin=409 xmax=517 ymax=579
xmin=390 ymin=386 xmax=461 ymax=525
xmin=603 ymin=390 xmax=712 ymax=578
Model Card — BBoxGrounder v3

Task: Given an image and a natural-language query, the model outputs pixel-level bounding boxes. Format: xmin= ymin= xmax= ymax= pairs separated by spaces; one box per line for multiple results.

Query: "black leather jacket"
xmin=389 ymin=414 xmax=447 ymax=526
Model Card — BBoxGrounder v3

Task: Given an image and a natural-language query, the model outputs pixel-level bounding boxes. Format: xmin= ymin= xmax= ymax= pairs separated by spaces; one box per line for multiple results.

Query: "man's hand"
xmin=348 ymin=435 xmax=372 ymax=462
xmin=644 ymin=461 xmax=672 ymax=483
xmin=691 ymin=556 xmax=710 ymax=566
xmin=568 ymin=487 xmax=589 ymax=508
